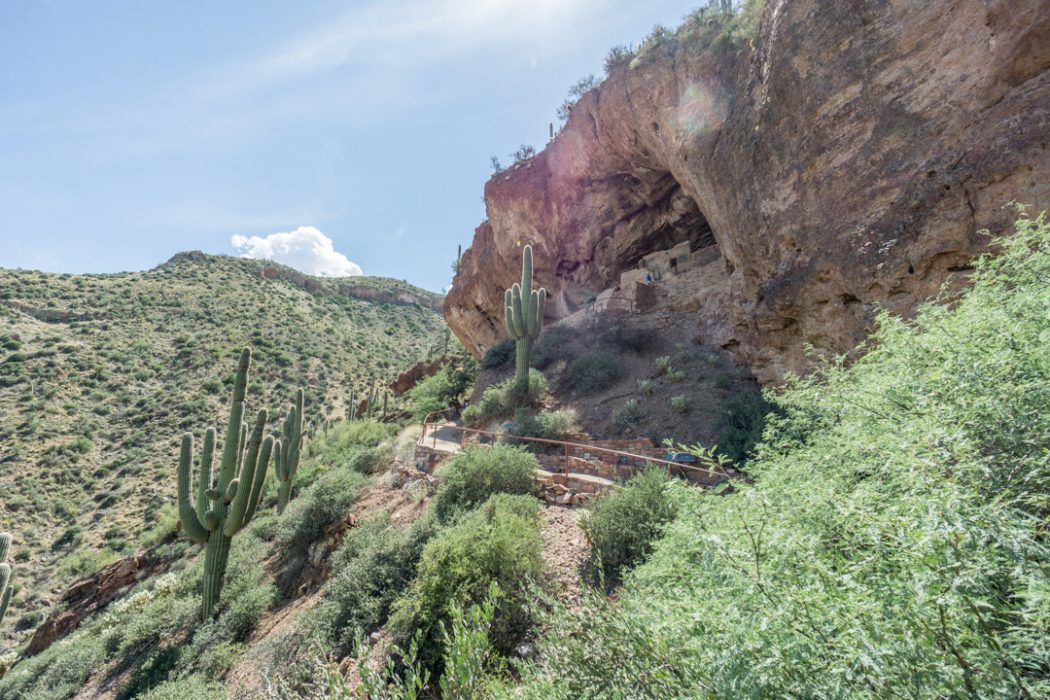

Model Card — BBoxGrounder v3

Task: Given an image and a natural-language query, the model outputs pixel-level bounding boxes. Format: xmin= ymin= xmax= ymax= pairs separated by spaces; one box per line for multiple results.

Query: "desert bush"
xmin=606 ymin=326 xmax=650 ymax=354
xmin=613 ymin=399 xmax=644 ymax=430
xmin=565 ymin=352 xmax=621 ymax=393
xmin=669 ymin=395 xmax=688 ymax=414
xmin=511 ymin=408 xmax=579 ymax=442
xmin=434 ymin=445 xmax=538 ymax=523
xmin=604 ymin=44 xmax=635 ymax=73
xmin=476 ymin=371 xmax=549 ymax=422
xmin=406 ymin=359 xmax=477 ymax=421
xmin=481 ymin=340 xmax=515 ymax=370
xmin=461 ymin=404 xmax=482 ymax=426
xmin=511 ymin=145 xmax=536 ymax=164
xmin=388 ymin=495 xmax=544 ymax=672
xmin=137 ymin=676 xmax=229 ymax=700
xmin=531 ymin=326 xmax=573 ymax=370
xmin=654 ymin=355 xmax=672 ymax=376
xmin=582 ymin=469 xmax=675 ymax=588
xmin=637 ymin=379 xmax=655 ymax=396
xmin=313 ymin=513 xmax=439 ymax=653
xmin=275 ymin=467 xmax=369 ymax=591
xmin=715 ymin=390 xmax=774 ymax=463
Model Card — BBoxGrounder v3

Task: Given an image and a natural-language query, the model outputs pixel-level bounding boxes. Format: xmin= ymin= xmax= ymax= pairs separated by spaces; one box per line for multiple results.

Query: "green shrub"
xmin=511 ymin=408 xmax=579 ymax=442
xmin=481 ymin=340 xmax=515 ymax=370
xmin=613 ymin=399 xmax=644 ymax=430
xmin=531 ymin=326 xmax=573 ymax=370
xmin=275 ymin=467 xmax=369 ymax=593
xmin=15 ymin=610 xmax=43 ymax=632
xmin=715 ymin=390 xmax=773 ymax=463
xmin=582 ymin=469 xmax=675 ymax=588
xmin=313 ymin=513 xmax=439 ymax=653
xmin=406 ymin=359 xmax=477 ymax=421
xmin=476 ymin=371 xmax=549 ymax=422
xmin=137 ymin=676 xmax=229 ymax=700
xmin=637 ymin=379 xmax=655 ymax=396
xmin=606 ymin=326 xmax=649 ymax=354
xmin=461 ymin=404 xmax=482 ymax=426
xmin=434 ymin=445 xmax=538 ymax=523
xmin=507 ymin=211 xmax=1050 ymax=698
xmin=565 ymin=352 xmax=621 ymax=393
xmin=654 ymin=355 xmax=672 ymax=376
xmin=388 ymin=494 xmax=544 ymax=671
xmin=669 ymin=394 xmax=687 ymax=414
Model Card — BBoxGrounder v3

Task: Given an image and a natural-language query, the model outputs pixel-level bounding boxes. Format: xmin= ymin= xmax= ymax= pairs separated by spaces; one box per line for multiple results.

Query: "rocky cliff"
xmin=446 ymin=0 xmax=1050 ymax=383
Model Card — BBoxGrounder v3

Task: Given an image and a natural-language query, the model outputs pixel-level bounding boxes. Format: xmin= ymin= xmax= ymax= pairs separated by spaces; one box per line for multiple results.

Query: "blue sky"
xmin=0 ymin=0 xmax=701 ymax=291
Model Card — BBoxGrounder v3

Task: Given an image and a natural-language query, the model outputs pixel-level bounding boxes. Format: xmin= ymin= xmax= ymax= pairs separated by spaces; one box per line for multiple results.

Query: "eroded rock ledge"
xmin=446 ymin=0 xmax=1050 ymax=383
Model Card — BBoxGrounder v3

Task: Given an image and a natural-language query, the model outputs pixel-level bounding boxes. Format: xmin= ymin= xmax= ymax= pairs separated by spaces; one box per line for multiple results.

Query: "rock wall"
xmin=445 ymin=0 xmax=1050 ymax=383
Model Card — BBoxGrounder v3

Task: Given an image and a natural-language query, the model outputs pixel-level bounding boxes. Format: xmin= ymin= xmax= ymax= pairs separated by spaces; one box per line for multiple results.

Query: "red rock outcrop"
xmin=446 ymin=0 xmax=1050 ymax=383
xmin=26 ymin=551 xmax=170 ymax=656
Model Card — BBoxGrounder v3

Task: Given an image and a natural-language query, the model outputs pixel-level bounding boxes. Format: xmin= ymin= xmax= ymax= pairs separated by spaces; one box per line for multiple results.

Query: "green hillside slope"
xmin=0 ymin=254 xmax=446 ymax=638
xmin=495 ymin=212 xmax=1050 ymax=698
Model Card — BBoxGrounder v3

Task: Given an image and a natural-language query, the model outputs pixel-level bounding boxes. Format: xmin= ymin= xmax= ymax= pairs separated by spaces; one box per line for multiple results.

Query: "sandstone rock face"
xmin=446 ymin=0 xmax=1050 ymax=383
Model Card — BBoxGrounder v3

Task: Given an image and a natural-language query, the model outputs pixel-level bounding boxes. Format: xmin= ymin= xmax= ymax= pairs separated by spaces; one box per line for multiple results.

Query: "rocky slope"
xmin=446 ymin=0 xmax=1050 ymax=383
xmin=0 ymin=255 xmax=445 ymax=646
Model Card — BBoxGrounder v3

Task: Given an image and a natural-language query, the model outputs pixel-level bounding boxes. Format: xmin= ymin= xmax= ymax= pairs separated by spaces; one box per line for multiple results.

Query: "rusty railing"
xmin=418 ymin=420 xmax=730 ymax=482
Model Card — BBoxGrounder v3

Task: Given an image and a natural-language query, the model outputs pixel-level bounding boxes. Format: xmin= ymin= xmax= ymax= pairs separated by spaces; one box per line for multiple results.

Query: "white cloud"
xmin=231 ymin=226 xmax=363 ymax=277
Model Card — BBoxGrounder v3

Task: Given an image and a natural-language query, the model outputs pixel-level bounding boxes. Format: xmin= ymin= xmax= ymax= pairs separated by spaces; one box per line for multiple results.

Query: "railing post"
xmin=564 ymin=443 xmax=569 ymax=475
xmin=433 ymin=423 xmax=437 ymax=449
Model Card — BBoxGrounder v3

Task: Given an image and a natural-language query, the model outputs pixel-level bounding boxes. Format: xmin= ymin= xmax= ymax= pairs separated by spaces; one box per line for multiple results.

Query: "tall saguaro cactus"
xmin=178 ymin=348 xmax=273 ymax=619
xmin=0 ymin=533 xmax=13 ymax=624
xmin=505 ymin=244 xmax=546 ymax=394
xmin=274 ymin=388 xmax=304 ymax=514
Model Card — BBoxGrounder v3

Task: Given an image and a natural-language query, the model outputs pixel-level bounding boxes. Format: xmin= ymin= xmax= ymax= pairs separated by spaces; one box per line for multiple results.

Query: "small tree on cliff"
xmin=504 ymin=245 xmax=545 ymax=396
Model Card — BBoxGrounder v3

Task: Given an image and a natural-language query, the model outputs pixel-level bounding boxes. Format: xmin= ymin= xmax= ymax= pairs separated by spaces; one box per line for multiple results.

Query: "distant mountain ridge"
xmin=163 ymin=251 xmax=444 ymax=311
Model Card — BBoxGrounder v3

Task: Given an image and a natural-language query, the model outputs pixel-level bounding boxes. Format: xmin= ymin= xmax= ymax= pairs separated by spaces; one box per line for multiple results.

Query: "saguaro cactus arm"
xmin=178 ymin=433 xmax=211 ymax=544
xmin=274 ymin=388 xmax=304 ymax=514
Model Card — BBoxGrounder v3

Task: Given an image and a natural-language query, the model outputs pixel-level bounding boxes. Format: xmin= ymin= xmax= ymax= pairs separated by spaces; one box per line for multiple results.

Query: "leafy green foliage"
xmin=273 ymin=467 xmax=370 ymax=595
xmin=406 ymin=357 xmax=477 ymax=421
xmin=433 ymin=445 xmax=539 ymax=523
xmin=389 ymin=495 xmax=544 ymax=672
xmin=613 ymin=399 xmax=644 ymax=429
xmin=510 ymin=408 xmax=579 ymax=442
xmin=581 ymin=469 xmax=676 ymax=588
xmin=714 ymin=390 xmax=775 ymax=463
xmin=312 ymin=513 xmax=439 ymax=653
xmin=136 ymin=676 xmax=229 ymax=700
xmin=481 ymin=340 xmax=515 ymax=370
xmin=474 ymin=370 xmax=549 ymax=424
xmin=506 ymin=212 xmax=1050 ymax=698
xmin=564 ymin=351 xmax=621 ymax=393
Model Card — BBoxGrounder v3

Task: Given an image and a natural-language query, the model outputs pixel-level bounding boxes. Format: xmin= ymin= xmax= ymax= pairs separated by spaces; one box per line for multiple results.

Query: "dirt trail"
xmin=539 ymin=506 xmax=589 ymax=607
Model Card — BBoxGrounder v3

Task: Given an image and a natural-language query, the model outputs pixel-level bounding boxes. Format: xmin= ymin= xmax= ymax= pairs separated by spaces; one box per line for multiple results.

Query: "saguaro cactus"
xmin=504 ymin=245 xmax=546 ymax=394
xmin=274 ymin=388 xmax=304 ymax=514
xmin=178 ymin=348 xmax=273 ymax=619
xmin=0 ymin=533 xmax=12 ymax=624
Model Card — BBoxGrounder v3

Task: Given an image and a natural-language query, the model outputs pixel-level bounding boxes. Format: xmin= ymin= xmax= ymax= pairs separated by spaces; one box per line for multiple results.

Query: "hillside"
xmin=0 ymin=254 xmax=446 ymax=641
xmin=0 ymin=0 xmax=1047 ymax=698
xmin=1 ymin=212 xmax=1044 ymax=700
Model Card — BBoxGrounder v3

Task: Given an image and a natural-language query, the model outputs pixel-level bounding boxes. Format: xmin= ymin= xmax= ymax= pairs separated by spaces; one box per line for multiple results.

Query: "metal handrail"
xmin=418 ymin=408 xmax=453 ymax=449
xmin=418 ymin=420 xmax=731 ymax=481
